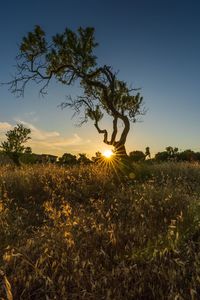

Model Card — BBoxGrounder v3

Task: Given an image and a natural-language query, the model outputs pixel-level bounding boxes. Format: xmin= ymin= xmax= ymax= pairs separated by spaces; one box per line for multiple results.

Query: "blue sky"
xmin=0 ymin=0 xmax=200 ymax=156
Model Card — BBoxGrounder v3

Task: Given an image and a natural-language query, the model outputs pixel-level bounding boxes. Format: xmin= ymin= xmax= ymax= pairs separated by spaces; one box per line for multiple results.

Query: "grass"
xmin=0 ymin=162 xmax=200 ymax=299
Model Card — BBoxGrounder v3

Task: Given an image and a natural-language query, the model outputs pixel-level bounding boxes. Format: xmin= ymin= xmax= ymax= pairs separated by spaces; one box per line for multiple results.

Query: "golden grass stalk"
xmin=0 ymin=270 xmax=13 ymax=300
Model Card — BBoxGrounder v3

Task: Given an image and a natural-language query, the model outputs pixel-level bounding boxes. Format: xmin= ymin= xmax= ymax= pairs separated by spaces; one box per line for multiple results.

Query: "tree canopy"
xmin=129 ymin=150 xmax=146 ymax=162
xmin=8 ymin=25 xmax=145 ymax=157
xmin=0 ymin=123 xmax=31 ymax=165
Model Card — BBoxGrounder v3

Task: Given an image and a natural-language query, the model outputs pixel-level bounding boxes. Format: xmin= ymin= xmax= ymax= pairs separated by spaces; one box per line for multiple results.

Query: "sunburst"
xmin=102 ymin=149 xmax=113 ymax=158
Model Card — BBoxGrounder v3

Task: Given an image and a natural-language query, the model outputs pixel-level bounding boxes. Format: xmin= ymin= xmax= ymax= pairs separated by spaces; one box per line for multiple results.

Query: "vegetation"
xmin=59 ymin=152 xmax=77 ymax=165
xmin=0 ymin=162 xmax=200 ymax=299
xmin=129 ymin=150 xmax=146 ymax=162
xmin=2 ymin=18 xmax=199 ymax=300
xmin=8 ymin=25 xmax=145 ymax=157
xmin=155 ymin=146 xmax=200 ymax=162
xmin=0 ymin=124 xmax=31 ymax=166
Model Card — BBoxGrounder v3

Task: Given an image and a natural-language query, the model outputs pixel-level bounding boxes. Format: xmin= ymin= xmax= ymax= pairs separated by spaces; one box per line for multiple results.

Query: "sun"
xmin=102 ymin=149 xmax=113 ymax=158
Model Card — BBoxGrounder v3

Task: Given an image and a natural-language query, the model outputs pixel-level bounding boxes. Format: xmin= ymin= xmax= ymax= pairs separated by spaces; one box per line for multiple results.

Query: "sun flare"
xmin=102 ymin=149 xmax=113 ymax=158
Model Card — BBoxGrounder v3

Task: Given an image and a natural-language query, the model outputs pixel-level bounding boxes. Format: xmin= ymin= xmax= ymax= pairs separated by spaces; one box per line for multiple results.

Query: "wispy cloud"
xmin=15 ymin=120 xmax=91 ymax=155
xmin=0 ymin=122 xmax=12 ymax=140
xmin=17 ymin=120 xmax=60 ymax=140
xmin=29 ymin=134 xmax=85 ymax=153
xmin=0 ymin=122 xmax=12 ymax=131
xmin=23 ymin=111 xmax=39 ymax=123
xmin=0 ymin=120 xmax=92 ymax=155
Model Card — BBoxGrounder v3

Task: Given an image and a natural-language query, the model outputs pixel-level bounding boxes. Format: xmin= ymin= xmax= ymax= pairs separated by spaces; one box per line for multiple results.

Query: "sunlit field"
xmin=1 ymin=162 xmax=200 ymax=299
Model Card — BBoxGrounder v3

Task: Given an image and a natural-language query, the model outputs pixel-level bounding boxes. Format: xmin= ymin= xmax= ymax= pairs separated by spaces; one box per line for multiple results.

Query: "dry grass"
xmin=0 ymin=162 xmax=200 ymax=299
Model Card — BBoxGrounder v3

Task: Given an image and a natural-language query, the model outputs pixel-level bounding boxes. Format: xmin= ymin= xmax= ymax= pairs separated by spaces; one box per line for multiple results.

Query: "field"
xmin=0 ymin=162 xmax=200 ymax=299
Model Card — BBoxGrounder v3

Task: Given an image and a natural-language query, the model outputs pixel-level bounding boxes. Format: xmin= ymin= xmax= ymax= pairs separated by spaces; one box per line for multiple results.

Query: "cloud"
xmin=16 ymin=120 xmax=60 ymax=140
xmin=49 ymin=134 xmax=82 ymax=147
xmin=0 ymin=122 xmax=12 ymax=131
xmin=0 ymin=119 xmax=92 ymax=155
xmin=15 ymin=120 xmax=90 ymax=155
xmin=0 ymin=122 xmax=12 ymax=140
xmin=29 ymin=133 xmax=83 ymax=149
xmin=24 ymin=111 xmax=39 ymax=122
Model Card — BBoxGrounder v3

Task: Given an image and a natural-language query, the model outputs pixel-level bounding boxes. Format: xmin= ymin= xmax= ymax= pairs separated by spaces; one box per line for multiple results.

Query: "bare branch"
xmin=94 ymin=122 xmax=110 ymax=145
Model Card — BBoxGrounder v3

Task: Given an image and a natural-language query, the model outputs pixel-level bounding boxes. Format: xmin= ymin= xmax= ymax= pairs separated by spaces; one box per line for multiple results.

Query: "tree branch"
xmin=110 ymin=116 xmax=118 ymax=144
xmin=94 ymin=122 xmax=110 ymax=145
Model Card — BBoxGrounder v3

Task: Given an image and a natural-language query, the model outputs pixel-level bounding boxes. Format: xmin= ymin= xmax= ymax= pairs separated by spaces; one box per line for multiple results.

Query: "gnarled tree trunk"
xmin=113 ymin=142 xmax=128 ymax=157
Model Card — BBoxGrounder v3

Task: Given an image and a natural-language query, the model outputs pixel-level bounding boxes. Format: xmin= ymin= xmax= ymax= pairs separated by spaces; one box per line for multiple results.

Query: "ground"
xmin=0 ymin=162 xmax=200 ymax=299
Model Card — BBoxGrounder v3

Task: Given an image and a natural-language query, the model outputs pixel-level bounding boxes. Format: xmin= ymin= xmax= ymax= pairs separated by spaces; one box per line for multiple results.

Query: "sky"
xmin=0 ymin=0 xmax=200 ymax=157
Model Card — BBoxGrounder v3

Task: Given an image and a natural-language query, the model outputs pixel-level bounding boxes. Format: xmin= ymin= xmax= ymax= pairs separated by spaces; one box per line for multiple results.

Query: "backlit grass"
xmin=0 ymin=162 xmax=200 ymax=299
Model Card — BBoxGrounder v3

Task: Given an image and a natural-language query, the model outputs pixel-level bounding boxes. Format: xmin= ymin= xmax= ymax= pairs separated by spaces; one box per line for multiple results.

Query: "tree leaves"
xmin=9 ymin=26 xmax=145 ymax=155
xmin=0 ymin=124 xmax=31 ymax=165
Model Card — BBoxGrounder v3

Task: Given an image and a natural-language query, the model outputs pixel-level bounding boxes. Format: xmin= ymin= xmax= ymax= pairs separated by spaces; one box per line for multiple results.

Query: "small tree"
xmin=155 ymin=146 xmax=179 ymax=162
xmin=145 ymin=146 xmax=151 ymax=159
xmin=154 ymin=151 xmax=169 ymax=162
xmin=165 ymin=146 xmax=179 ymax=161
xmin=129 ymin=150 xmax=145 ymax=162
xmin=59 ymin=152 xmax=77 ymax=165
xmin=0 ymin=124 xmax=31 ymax=165
xmin=92 ymin=151 xmax=102 ymax=163
xmin=77 ymin=153 xmax=91 ymax=165
xmin=178 ymin=149 xmax=196 ymax=162
xmin=7 ymin=25 xmax=145 ymax=158
xmin=24 ymin=146 xmax=32 ymax=154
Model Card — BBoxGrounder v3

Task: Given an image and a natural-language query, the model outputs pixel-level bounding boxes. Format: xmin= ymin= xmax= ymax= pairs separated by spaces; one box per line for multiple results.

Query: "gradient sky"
xmin=0 ymin=0 xmax=200 ymax=157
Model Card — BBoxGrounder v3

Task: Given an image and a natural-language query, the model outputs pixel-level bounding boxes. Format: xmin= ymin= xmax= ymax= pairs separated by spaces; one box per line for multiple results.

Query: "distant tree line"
xmin=129 ymin=146 xmax=200 ymax=163
xmin=1 ymin=124 xmax=200 ymax=166
xmin=154 ymin=146 xmax=200 ymax=162
xmin=2 ymin=146 xmax=200 ymax=166
xmin=0 ymin=124 xmax=94 ymax=166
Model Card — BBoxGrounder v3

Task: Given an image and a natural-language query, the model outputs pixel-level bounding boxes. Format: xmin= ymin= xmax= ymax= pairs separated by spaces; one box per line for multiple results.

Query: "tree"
xmin=7 ymin=25 xmax=145 ymax=157
xmin=24 ymin=146 xmax=32 ymax=154
xmin=145 ymin=146 xmax=151 ymax=159
xmin=166 ymin=146 xmax=178 ymax=156
xmin=0 ymin=124 xmax=31 ymax=165
xmin=91 ymin=151 xmax=102 ymax=163
xmin=178 ymin=149 xmax=196 ymax=162
xmin=154 ymin=146 xmax=179 ymax=162
xmin=59 ymin=152 xmax=77 ymax=165
xmin=129 ymin=150 xmax=145 ymax=162
xmin=165 ymin=146 xmax=179 ymax=161
xmin=154 ymin=151 xmax=169 ymax=162
xmin=77 ymin=153 xmax=91 ymax=165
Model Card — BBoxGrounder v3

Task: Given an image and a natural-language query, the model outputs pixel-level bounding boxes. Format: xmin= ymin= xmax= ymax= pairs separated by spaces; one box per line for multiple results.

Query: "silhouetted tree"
xmin=178 ymin=149 xmax=196 ymax=162
xmin=0 ymin=124 xmax=31 ymax=165
xmin=155 ymin=146 xmax=179 ymax=162
xmin=154 ymin=151 xmax=170 ymax=162
xmin=77 ymin=153 xmax=91 ymax=165
xmin=166 ymin=146 xmax=178 ymax=157
xmin=24 ymin=146 xmax=32 ymax=154
xmin=91 ymin=151 xmax=102 ymax=163
xmin=195 ymin=152 xmax=200 ymax=161
xmin=59 ymin=153 xmax=77 ymax=165
xmin=129 ymin=150 xmax=145 ymax=162
xmin=7 ymin=25 xmax=145 ymax=158
xmin=166 ymin=146 xmax=179 ymax=161
xmin=145 ymin=146 xmax=151 ymax=159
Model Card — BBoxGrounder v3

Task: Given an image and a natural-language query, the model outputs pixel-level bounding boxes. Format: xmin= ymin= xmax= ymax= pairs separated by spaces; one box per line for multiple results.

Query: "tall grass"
xmin=0 ymin=162 xmax=200 ymax=299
